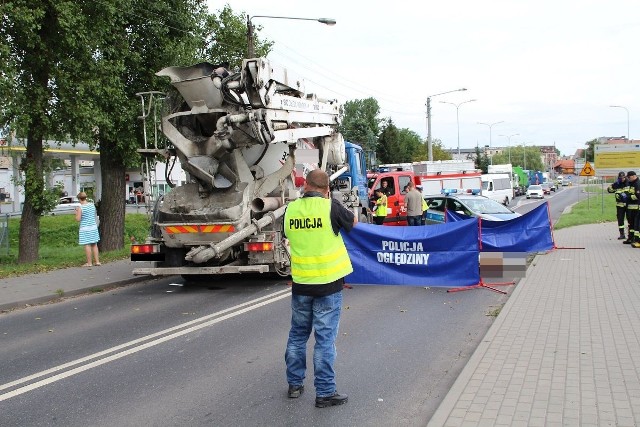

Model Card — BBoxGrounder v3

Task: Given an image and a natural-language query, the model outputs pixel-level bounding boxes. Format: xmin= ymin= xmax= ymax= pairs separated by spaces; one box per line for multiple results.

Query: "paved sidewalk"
xmin=429 ymin=223 xmax=640 ymax=426
xmin=0 ymin=260 xmax=150 ymax=311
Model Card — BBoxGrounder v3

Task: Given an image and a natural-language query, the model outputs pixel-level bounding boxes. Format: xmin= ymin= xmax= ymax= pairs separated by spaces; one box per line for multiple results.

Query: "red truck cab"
xmin=368 ymin=171 xmax=420 ymax=225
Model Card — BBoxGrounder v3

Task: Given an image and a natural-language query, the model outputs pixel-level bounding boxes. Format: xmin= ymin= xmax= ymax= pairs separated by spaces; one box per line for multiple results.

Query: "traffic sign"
xmin=579 ymin=161 xmax=595 ymax=177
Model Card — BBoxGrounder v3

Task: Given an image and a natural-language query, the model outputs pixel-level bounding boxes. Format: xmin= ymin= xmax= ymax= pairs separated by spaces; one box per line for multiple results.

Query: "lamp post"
xmin=523 ymin=142 xmax=528 ymax=170
xmin=499 ymin=133 xmax=519 ymax=164
xmin=425 ymin=88 xmax=467 ymax=161
xmin=439 ymin=99 xmax=477 ymax=158
xmin=610 ymin=105 xmax=630 ymax=142
xmin=478 ymin=121 xmax=504 ymax=165
xmin=247 ymin=15 xmax=336 ymax=58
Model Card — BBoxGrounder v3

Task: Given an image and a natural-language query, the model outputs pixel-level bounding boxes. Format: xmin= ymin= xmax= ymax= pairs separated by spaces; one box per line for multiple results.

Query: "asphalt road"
xmin=0 ymin=186 xmax=581 ymax=426
xmin=1 ymin=277 xmax=508 ymax=425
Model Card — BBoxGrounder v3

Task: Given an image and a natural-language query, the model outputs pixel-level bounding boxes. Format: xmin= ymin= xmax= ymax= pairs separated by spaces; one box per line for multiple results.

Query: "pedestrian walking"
xmin=283 ymin=169 xmax=357 ymax=408
xmin=75 ymin=192 xmax=100 ymax=267
xmin=607 ymin=171 xmax=628 ymax=239
xmin=404 ymin=181 xmax=423 ymax=226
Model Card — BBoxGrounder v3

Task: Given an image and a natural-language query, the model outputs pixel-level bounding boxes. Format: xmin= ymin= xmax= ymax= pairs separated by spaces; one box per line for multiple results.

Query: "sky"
xmin=208 ymin=0 xmax=639 ymax=157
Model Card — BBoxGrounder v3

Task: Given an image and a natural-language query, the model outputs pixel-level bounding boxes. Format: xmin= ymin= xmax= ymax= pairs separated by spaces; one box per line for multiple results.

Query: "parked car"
xmin=526 ymin=185 xmax=544 ymax=199
xmin=540 ymin=183 xmax=552 ymax=194
xmin=423 ymin=191 xmax=521 ymax=224
xmin=50 ymin=196 xmax=93 ymax=215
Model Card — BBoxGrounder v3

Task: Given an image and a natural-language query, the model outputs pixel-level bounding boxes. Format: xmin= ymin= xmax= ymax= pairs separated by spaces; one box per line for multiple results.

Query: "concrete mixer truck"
xmin=130 ymin=57 xmax=370 ymax=277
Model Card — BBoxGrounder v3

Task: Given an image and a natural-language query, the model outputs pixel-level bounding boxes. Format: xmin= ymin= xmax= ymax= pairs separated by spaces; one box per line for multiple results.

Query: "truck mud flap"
xmin=132 ymin=265 xmax=271 ymax=276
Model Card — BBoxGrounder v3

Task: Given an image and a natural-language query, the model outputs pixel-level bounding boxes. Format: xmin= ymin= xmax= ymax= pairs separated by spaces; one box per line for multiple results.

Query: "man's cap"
xmin=619 ymin=171 xmax=626 ymax=177
xmin=628 ymin=171 xmax=637 ymax=177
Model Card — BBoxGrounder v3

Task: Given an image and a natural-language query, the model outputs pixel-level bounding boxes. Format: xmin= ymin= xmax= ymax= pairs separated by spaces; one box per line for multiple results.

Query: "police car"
xmin=424 ymin=189 xmax=521 ymax=224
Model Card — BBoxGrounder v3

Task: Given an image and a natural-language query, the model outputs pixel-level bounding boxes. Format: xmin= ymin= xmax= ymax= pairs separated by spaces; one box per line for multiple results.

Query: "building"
xmin=553 ymin=159 xmax=575 ymax=175
xmin=447 ymin=148 xmax=478 ymax=161
xmin=0 ymin=136 xmax=184 ymax=213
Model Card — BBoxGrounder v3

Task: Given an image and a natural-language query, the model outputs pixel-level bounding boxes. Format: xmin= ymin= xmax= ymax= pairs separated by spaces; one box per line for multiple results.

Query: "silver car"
xmin=424 ymin=192 xmax=521 ymax=224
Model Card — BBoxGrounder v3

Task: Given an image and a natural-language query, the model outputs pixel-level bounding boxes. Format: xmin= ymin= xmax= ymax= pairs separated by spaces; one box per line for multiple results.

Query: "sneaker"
xmin=315 ymin=392 xmax=348 ymax=408
xmin=623 ymin=240 xmax=632 ymax=244
xmin=618 ymin=235 xmax=626 ymax=240
xmin=632 ymin=243 xmax=640 ymax=248
xmin=288 ymin=385 xmax=304 ymax=398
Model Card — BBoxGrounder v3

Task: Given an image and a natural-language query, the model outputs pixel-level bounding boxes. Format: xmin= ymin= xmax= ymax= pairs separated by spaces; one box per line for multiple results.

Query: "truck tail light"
xmin=245 ymin=242 xmax=274 ymax=252
xmin=131 ymin=244 xmax=160 ymax=254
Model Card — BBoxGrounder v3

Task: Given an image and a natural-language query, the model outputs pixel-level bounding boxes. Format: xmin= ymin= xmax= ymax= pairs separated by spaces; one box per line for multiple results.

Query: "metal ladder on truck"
xmin=135 ymin=91 xmax=170 ymax=216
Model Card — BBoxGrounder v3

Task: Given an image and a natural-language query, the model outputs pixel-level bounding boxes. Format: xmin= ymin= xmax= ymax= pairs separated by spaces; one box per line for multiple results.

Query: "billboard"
xmin=594 ymin=144 xmax=640 ymax=177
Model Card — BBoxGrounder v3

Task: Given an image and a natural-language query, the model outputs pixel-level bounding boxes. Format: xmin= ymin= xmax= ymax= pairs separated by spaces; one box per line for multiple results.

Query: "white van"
xmin=481 ymin=173 xmax=514 ymax=205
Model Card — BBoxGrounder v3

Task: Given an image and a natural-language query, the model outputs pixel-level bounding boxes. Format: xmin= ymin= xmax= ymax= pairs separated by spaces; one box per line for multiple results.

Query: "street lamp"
xmin=610 ymin=105 xmax=630 ymax=142
xmin=477 ymin=121 xmax=504 ymax=165
xmin=499 ymin=133 xmax=519 ymax=164
xmin=440 ymin=99 xmax=477 ymax=157
xmin=425 ymin=88 xmax=467 ymax=161
xmin=247 ymin=15 xmax=336 ymax=58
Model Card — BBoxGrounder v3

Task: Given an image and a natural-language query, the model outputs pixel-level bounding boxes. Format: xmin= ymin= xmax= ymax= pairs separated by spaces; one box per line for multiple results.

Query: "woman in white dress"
xmin=75 ymin=192 xmax=101 ymax=267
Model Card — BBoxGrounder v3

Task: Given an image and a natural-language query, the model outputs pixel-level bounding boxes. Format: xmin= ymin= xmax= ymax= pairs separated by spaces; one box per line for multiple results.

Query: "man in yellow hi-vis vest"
xmin=284 ymin=169 xmax=357 ymax=408
xmin=373 ymin=188 xmax=388 ymax=225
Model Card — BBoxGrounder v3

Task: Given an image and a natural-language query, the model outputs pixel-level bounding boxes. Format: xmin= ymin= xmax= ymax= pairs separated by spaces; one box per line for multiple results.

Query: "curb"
xmin=0 ymin=275 xmax=151 ymax=313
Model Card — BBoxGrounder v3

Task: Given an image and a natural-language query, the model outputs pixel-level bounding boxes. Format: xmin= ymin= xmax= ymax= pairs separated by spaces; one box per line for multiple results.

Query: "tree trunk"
xmin=97 ymin=141 xmax=126 ymax=251
xmin=17 ymin=132 xmax=44 ymax=263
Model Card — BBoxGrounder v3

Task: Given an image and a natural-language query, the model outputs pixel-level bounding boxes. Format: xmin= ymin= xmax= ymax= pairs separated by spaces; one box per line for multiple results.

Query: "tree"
xmin=376 ymin=119 xmax=399 ymax=164
xmin=492 ymin=145 xmax=544 ymax=171
xmin=430 ymin=139 xmax=453 ymax=162
xmin=340 ymin=98 xmax=381 ymax=154
xmin=1 ymin=1 xmax=111 ymax=262
xmin=584 ymin=138 xmax=597 ymax=162
xmin=376 ymin=119 xmax=434 ymax=164
xmin=473 ymin=147 xmax=490 ymax=173
xmin=85 ymin=0 xmax=212 ymax=252
xmin=201 ymin=5 xmax=273 ymax=69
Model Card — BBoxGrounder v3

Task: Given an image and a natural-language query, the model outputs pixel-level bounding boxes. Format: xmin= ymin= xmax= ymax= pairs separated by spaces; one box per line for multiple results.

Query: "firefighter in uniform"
xmin=624 ymin=171 xmax=640 ymax=245
xmin=607 ymin=171 xmax=628 ymax=239
xmin=283 ymin=169 xmax=356 ymax=408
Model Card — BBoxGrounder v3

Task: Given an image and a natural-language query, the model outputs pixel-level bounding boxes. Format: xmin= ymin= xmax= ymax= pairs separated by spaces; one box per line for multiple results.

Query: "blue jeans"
xmin=407 ymin=215 xmax=422 ymax=226
xmin=285 ymin=292 xmax=342 ymax=397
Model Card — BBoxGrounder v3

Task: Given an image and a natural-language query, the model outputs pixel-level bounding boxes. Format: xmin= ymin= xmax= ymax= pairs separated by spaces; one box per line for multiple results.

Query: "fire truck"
xmin=368 ymin=160 xmax=481 ymax=225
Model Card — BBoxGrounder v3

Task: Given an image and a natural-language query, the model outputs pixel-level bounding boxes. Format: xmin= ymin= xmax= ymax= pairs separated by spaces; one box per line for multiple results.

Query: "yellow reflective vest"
xmin=284 ymin=197 xmax=353 ymax=284
xmin=375 ymin=194 xmax=387 ymax=217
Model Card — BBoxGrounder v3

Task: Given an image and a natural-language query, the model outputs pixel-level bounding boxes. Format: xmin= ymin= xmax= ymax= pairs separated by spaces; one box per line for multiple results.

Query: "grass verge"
xmin=554 ymin=192 xmax=616 ymax=230
xmin=0 ymin=214 xmax=150 ymax=278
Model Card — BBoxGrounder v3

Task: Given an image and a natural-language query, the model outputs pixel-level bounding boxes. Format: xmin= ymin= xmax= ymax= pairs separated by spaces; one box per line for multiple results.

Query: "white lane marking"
xmin=0 ymin=289 xmax=291 ymax=401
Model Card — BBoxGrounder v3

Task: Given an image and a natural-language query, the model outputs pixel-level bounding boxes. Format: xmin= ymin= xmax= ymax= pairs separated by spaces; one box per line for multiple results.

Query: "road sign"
xmin=579 ymin=161 xmax=595 ymax=177
xmin=595 ymin=144 xmax=640 ymax=176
